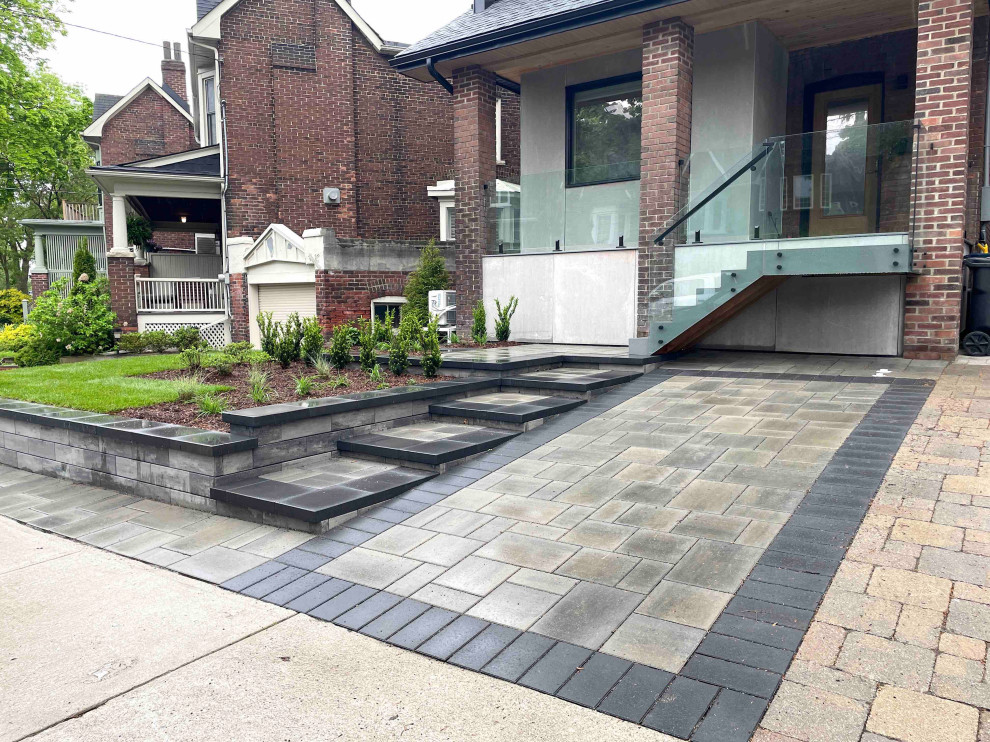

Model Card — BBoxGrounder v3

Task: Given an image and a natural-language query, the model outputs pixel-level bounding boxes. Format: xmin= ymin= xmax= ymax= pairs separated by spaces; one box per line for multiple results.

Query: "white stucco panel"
xmin=483 ymin=253 xmax=554 ymax=342
xmin=483 ymin=249 xmax=636 ymax=346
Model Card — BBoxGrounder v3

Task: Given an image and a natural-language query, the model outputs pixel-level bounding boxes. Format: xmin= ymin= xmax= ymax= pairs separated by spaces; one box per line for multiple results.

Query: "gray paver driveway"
xmin=315 ymin=374 xmax=882 ymax=670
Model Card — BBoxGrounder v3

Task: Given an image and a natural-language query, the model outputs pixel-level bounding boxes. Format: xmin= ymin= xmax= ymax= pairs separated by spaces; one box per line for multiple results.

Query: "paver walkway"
xmin=758 ymin=357 xmax=990 ymax=742
xmin=0 ymin=349 xmax=966 ymax=741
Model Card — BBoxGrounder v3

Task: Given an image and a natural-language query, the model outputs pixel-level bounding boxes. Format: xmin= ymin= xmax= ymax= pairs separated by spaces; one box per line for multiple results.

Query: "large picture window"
xmin=567 ymin=75 xmax=642 ymax=187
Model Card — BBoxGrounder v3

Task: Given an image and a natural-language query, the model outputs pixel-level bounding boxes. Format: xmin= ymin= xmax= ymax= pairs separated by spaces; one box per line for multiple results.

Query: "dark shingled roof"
xmin=98 ymin=150 xmax=221 ymax=177
xmin=394 ymin=0 xmax=614 ymax=60
xmin=92 ymin=93 xmax=123 ymax=122
xmin=197 ymin=0 xmax=222 ymax=20
xmin=160 ymin=82 xmax=190 ymax=112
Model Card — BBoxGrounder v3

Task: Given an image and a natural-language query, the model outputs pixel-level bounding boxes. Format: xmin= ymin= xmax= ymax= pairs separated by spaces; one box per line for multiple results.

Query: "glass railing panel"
xmin=771 ymin=119 xmax=916 ymax=241
xmin=486 ymin=161 xmax=640 ymax=254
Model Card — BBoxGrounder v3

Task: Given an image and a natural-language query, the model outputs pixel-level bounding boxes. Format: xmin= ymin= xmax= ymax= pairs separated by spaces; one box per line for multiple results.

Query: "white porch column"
xmin=111 ymin=194 xmax=128 ymax=250
xmin=32 ymin=233 xmax=46 ymax=271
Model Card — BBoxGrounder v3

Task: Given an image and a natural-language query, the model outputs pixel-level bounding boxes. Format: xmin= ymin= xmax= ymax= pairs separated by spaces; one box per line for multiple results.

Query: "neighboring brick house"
xmin=189 ymin=0 xmax=520 ymax=342
xmin=83 ymin=47 xmax=200 ymax=253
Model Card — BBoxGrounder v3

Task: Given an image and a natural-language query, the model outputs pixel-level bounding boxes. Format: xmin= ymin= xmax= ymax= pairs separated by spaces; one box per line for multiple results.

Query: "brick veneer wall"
xmin=452 ymin=66 xmax=498 ymax=338
xmin=906 ymin=0 xmax=976 ymax=359
xmin=637 ymin=19 xmax=694 ymax=339
xmin=219 ymin=0 xmax=457 ymax=242
xmin=229 ymin=273 xmax=250 ymax=343
xmin=353 ymin=37 xmax=455 ymax=240
xmin=316 ymin=269 xmax=409 ymax=330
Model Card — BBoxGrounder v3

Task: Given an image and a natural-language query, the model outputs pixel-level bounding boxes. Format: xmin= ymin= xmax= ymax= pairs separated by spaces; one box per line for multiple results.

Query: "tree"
xmin=403 ymin=240 xmax=450 ymax=322
xmin=0 ymin=2 xmax=96 ymax=291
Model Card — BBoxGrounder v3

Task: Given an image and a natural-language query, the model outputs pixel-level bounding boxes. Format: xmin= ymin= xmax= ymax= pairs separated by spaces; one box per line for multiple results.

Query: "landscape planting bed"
xmin=128 ymin=362 xmax=453 ymax=431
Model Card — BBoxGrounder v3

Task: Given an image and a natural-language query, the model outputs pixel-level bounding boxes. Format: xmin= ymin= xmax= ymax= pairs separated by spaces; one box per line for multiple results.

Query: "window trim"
xmin=439 ymin=198 xmax=455 ymax=242
xmin=565 ymin=72 xmax=643 ymax=189
xmin=496 ymin=97 xmax=505 ymax=165
xmin=198 ymin=70 xmax=218 ymax=147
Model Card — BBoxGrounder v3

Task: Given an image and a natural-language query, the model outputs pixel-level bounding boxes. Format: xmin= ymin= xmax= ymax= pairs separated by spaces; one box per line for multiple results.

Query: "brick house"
xmin=71 ymin=0 xmax=518 ymax=345
xmin=79 ymin=44 xmax=225 ymax=338
xmin=186 ymin=0 xmax=519 ymax=344
xmin=392 ymin=0 xmax=990 ymax=359
xmin=27 ymin=47 xmax=220 ymax=337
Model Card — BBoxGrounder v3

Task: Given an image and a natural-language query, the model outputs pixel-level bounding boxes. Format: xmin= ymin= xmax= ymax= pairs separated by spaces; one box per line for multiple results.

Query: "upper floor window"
xmin=567 ymin=74 xmax=642 ymax=187
xmin=200 ymin=73 xmax=217 ymax=146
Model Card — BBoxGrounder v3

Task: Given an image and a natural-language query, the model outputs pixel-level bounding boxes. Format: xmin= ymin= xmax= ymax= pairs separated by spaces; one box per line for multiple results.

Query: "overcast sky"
xmin=46 ymin=0 xmax=470 ymax=98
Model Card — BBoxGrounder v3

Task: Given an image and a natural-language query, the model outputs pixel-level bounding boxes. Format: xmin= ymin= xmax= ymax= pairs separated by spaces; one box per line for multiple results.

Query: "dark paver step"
xmin=211 ymin=462 xmax=435 ymax=523
xmin=337 ymin=422 xmax=518 ymax=466
xmin=429 ymin=393 xmax=583 ymax=425
xmin=501 ymin=368 xmax=643 ymax=393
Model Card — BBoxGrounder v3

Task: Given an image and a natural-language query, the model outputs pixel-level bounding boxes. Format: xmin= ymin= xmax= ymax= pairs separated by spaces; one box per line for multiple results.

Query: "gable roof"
xmin=191 ymin=0 xmax=399 ymax=55
xmin=197 ymin=0 xmax=222 ymax=20
xmin=83 ymin=78 xmax=195 ymax=142
xmin=93 ymin=93 xmax=123 ymax=122
xmin=391 ymin=0 xmax=680 ymax=71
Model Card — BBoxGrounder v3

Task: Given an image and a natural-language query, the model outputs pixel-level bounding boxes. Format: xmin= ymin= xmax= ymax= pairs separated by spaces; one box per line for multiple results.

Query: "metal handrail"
xmin=653 ymin=141 xmax=775 ymax=245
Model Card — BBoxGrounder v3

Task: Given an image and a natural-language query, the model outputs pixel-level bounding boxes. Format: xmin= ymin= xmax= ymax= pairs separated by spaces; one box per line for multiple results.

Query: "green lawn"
xmin=0 ymin=355 xmax=229 ymax=413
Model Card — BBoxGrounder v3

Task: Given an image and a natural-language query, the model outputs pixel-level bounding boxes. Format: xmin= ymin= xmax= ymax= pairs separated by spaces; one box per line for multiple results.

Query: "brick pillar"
xmin=226 ymin=236 xmax=252 ymax=344
xmin=107 ymin=249 xmax=139 ymax=333
xmin=452 ymin=65 xmax=497 ymax=339
xmin=637 ymin=19 xmax=694 ymax=340
xmin=906 ymin=0 xmax=975 ymax=359
xmin=29 ymin=272 xmax=50 ymax=299
xmin=228 ymin=273 xmax=250 ymax=343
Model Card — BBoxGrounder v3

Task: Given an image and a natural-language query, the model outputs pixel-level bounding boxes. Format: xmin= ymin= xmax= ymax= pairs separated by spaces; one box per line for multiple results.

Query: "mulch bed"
xmin=120 ymin=361 xmax=454 ymax=432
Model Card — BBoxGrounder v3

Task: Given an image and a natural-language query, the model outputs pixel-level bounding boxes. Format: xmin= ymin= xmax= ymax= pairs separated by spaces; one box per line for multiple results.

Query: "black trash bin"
xmin=962 ymin=253 xmax=990 ymax=355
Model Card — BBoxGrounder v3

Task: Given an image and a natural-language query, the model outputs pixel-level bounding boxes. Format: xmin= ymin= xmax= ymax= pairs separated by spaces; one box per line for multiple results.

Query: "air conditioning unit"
xmin=428 ymin=290 xmax=456 ymax=327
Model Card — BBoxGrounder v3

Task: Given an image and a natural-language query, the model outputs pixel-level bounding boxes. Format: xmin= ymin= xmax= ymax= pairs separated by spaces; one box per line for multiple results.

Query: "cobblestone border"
xmin=214 ymin=369 xmax=933 ymax=741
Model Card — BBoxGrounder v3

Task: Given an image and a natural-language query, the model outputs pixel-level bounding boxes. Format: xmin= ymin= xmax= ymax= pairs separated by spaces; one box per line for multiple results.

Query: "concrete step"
xmin=429 ymin=392 xmax=584 ymax=431
xmin=210 ymin=458 xmax=434 ymax=525
xmin=336 ymin=421 xmax=517 ymax=468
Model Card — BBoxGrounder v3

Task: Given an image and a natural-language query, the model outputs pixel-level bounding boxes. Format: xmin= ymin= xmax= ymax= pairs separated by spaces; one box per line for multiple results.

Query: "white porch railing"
xmin=61 ymin=202 xmax=102 ymax=221
xmin=135 ymin=277 xmax=226 ymax=313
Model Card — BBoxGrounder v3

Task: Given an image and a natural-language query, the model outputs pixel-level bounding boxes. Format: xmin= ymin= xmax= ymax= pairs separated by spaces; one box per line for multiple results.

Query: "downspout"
xmin=189 ymin=38 xmax=231 ymax=321
xmin=426 ymin=57 xmax=453 ymax=94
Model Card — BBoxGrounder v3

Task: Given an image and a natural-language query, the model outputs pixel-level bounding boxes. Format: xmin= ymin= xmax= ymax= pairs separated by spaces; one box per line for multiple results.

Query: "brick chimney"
xmin=161 ymin=41 xmax=187 ymax=104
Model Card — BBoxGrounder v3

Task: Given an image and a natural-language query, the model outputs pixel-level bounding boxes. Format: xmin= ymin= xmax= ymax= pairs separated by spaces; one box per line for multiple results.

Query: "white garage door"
xmin=257 ymin=284 xmax=317 ymax=323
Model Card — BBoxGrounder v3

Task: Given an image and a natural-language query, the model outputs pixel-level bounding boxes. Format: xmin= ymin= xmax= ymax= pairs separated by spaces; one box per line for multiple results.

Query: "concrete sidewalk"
xmin=0 ymin=517 xmax=666 ymax=742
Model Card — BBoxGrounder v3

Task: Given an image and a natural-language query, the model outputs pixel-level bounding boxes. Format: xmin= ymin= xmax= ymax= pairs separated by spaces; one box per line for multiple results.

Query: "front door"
xmin=808 ymin=84 xmax=882 ymax=236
